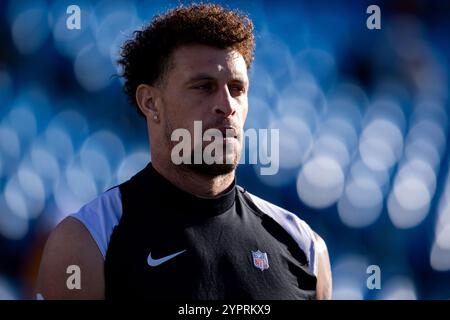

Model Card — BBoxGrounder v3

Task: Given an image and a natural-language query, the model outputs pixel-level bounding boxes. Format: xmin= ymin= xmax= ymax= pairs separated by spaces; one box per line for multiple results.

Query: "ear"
xmin=136 ymin=84 xmax=160 ymax=121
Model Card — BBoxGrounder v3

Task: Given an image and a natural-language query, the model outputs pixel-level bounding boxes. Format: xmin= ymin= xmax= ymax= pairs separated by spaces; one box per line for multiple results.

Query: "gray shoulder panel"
xmin=70 ymin=187 xmax=122 ymax=258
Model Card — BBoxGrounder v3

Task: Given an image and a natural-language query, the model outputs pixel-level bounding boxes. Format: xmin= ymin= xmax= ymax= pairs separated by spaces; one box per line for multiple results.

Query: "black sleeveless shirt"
xmin=89 ymin=163 xmax=318 ymax=299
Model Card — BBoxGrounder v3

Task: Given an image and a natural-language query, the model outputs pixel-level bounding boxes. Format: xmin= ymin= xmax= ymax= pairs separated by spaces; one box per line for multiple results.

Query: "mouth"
xmin=216 ymin=126 xmax=238 ymax=139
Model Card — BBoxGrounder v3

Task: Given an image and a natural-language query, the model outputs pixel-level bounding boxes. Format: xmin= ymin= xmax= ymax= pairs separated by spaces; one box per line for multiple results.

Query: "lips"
xmin=216 ymin=126 xmax=238 ymax=139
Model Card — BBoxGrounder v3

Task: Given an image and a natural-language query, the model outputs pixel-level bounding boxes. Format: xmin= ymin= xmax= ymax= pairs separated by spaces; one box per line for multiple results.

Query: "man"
xmin=36 ymin=3 xmax=332 ymax=300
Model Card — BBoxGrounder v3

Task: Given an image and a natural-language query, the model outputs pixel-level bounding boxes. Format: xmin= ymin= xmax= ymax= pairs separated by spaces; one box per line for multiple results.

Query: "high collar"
xmin=140 ymin=162 xmax=237 ymax=218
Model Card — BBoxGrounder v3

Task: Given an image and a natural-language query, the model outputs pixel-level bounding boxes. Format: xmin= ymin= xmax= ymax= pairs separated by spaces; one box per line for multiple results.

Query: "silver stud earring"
xmin=153 ymin=114 xmax=158 ymax=121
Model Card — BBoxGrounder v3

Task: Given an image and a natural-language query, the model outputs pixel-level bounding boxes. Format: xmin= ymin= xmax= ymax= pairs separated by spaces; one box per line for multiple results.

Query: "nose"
xmin=212 ymin=85 xmax=236 ymax=117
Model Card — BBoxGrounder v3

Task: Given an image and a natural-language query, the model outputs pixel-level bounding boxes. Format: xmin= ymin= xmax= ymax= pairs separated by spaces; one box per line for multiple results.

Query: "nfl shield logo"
xmin=251 ymin=250 xmax=269 ymax=271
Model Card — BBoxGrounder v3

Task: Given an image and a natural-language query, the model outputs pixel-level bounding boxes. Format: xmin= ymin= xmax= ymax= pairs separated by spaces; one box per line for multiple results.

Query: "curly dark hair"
xmin=118 ymin=3 xmax=255 ymax=117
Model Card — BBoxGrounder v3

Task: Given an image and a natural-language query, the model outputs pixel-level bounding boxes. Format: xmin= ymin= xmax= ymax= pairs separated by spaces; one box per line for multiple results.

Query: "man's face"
xmin=158 ymin=44 xmax=249 ymax=176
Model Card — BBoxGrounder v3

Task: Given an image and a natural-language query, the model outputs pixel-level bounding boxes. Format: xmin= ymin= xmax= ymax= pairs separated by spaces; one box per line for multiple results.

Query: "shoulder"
xmin=239 ymin=188 xmax=317 ymax=268
xmin=35 ymin=216 xmax=105 ymax=299
xmin=35 ymin=187 xmax=123 ymax=299
xmin=239 ymin=187 xmax=332 ymax=299
xmin=312 ymin=231 xmax=332 ymax=299
xmin=240 ymin=188 xmax=317 ymax=241
xmin=70 ymin=187 xmax=123 ymax=258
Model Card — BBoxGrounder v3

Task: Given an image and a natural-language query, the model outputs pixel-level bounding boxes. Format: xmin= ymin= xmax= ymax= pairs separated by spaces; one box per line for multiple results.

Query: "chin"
xmin=188 ymin=162 xmax=238 ymax=177
xmin=182 ymin=142 xmax=241 ymax=177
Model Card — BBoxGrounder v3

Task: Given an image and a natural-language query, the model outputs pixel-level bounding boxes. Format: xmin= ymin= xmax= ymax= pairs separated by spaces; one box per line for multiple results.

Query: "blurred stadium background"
xmin=0 ymin=0 xmax=449 ymax=299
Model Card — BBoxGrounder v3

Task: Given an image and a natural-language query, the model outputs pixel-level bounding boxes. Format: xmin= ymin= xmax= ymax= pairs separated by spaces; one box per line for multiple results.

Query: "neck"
xmin=151 ymin=158 xmax=235 ymax=198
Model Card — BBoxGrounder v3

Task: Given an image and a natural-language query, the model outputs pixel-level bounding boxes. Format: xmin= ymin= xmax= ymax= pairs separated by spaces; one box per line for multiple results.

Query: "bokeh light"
xmin=1 ymin=0 xmax=449 ymax=300
xmin=297 ymin=156 xmax=344 ymax=209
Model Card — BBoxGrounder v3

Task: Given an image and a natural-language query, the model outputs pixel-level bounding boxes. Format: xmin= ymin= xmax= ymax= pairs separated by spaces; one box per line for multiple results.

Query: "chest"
xmin=105 ymin=208 xmax=316 ymax=299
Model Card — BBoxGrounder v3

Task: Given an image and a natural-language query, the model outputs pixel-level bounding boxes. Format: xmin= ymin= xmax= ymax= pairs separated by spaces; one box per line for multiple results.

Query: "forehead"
xmin=169 ymin=45 xmax=248 ymax=81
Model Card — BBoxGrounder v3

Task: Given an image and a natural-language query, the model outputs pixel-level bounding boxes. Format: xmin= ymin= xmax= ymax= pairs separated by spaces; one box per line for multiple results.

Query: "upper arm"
xmin=35 ymin=217 xmax=105 ymax=299
xmin=313 ymin=232 xmax=332 ymax=300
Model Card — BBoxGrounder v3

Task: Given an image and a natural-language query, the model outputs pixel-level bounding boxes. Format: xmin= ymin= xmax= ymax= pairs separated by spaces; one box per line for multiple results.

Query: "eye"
xmin=192 ymin=83 xmax=214 ymax=92
xmin=230 ymin=84 xmax=246 ymax=95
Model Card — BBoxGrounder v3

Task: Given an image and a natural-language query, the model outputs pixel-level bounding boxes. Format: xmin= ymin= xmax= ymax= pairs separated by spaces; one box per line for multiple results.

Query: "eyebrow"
xmin=184 ymin=73 xmax=248 ymax=86
xmin=185 ymin=74 xmax=215 ymax=85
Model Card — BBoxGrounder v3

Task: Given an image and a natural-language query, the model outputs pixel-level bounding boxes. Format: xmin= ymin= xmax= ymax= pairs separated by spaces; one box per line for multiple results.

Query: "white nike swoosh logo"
xmin=147 ymin=249 xmax=187 ymax=267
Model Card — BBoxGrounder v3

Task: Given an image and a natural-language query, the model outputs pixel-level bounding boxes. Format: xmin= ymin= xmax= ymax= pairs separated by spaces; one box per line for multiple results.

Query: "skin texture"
xmin=35 ymin=45 xmax=332 ymax=299
xmin=314 ymin=233 xmax=333 ymax=299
